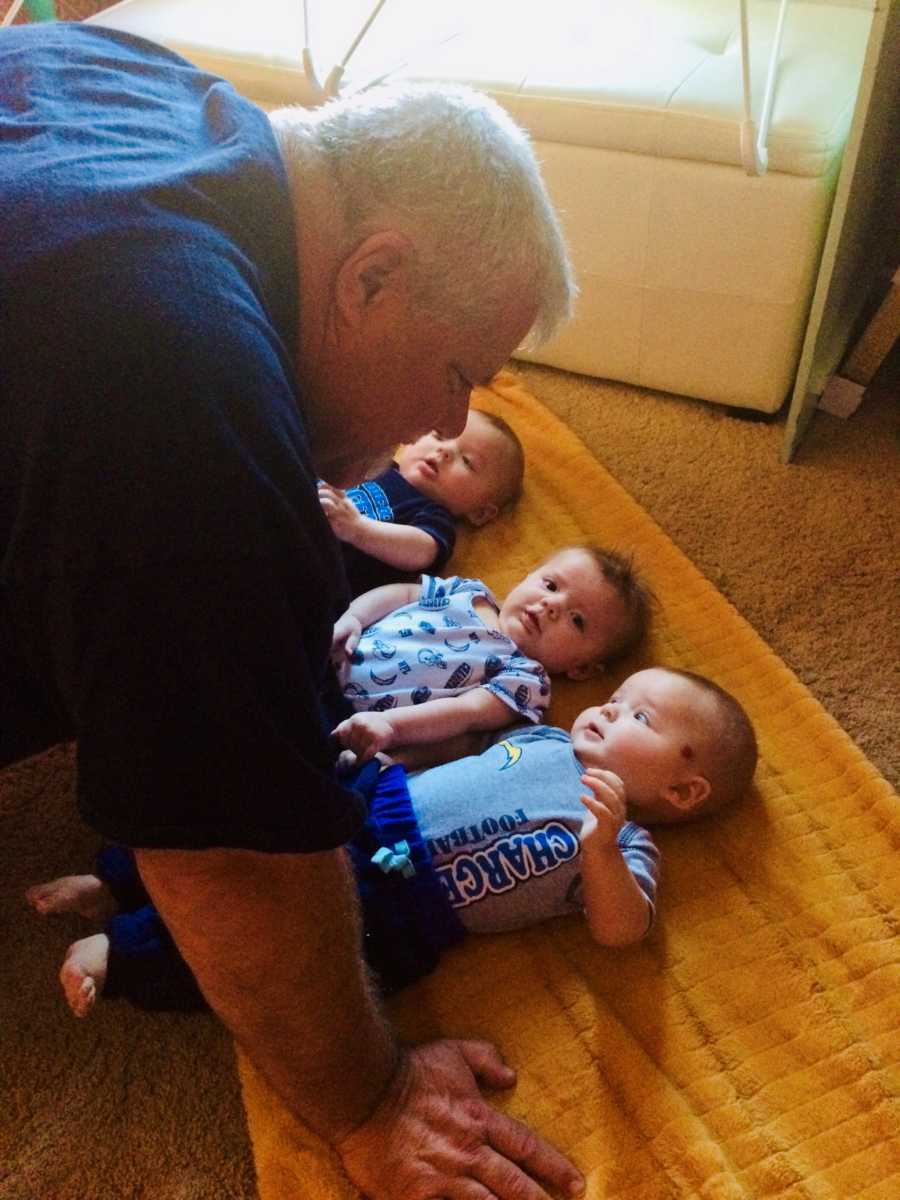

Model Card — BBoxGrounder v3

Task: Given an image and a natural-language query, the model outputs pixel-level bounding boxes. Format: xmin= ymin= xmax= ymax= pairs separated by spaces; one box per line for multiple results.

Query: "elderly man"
xmin=0 ymin=21 xmax=581 ymax=1200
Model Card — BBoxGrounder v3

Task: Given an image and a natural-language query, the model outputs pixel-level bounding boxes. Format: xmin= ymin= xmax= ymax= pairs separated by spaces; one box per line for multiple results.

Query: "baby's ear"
xmin=466 ymin=502 xmax=499 ymax=528
xmin=663 ymin=775 xmax=711 ymax=815
xmin=566 ymin=658 xmax=605 ymax=681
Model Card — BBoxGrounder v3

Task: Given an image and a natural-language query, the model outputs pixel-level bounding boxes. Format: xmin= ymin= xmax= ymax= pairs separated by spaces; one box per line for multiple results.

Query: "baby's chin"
xmin=571 ymin=735 xmax=607 ymax=771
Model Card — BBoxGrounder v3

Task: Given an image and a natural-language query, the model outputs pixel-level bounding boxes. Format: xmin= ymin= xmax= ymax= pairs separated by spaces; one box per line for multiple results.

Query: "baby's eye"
xmin=462 ymin=455 xmax=473 ymax=469
xmin=544 ymin=577 xmax=557 ymax=592
xmin=634 ymin=711 xmax=650 ymax=725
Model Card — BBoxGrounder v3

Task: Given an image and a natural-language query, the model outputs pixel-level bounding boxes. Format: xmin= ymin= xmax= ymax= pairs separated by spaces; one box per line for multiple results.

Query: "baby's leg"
xmin=25 ymin=874 xmax=117 ymax=922
xmin=59 ymin=933 xmax=109 ymax=1018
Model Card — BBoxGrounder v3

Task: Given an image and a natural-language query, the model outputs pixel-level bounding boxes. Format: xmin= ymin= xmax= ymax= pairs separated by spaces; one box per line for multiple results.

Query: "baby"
xmin=27 ymin=666 xmax=757 ymax=1011
xmin=331 ymin=545 xmax=653 ymax=764
xmin=318 ymin=408 xmax=525 ymax=595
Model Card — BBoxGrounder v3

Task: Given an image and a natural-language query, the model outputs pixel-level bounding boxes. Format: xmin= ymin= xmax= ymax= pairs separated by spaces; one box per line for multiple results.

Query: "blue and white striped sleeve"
xmin=617 ymin=821 xmax=660 ymax=933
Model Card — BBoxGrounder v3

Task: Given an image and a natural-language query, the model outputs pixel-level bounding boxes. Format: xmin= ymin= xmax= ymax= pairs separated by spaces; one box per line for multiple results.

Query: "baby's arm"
xmin=318 ymin=483 xmax=439 ymax=572
xmin=333 ymin=689 xmax=512 ymax=763
xmin=578 ymin=768 xmax=654 ymax=946
xmin=389 ymin=731 xmax=488 ymax=773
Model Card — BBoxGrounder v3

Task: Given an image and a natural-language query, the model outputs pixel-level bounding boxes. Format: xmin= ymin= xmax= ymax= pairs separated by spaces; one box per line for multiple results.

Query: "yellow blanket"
xmin=239 ymin=373 xmax=900 ymax=1198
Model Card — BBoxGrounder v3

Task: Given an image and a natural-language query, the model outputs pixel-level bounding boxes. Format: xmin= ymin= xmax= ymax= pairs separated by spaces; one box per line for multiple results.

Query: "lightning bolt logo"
xmin=497 ymin=740 xmax=522 ymax=770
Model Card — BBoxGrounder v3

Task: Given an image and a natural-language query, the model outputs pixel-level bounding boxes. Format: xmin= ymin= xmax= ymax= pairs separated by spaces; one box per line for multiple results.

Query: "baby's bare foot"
xmin=59 ymin=933 xmax=110 ymax=1018
xmin=25 ymin=874 xmax=116 ymax=922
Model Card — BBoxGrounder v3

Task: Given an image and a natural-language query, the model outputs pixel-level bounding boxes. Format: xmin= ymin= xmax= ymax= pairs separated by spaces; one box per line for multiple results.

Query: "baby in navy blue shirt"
xmin=318 ymin=408 xmax=524 ymax=595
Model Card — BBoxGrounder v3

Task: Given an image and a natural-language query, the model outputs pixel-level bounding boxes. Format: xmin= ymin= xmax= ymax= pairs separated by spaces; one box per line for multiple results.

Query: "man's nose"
xmin=440 ymin=393 xmax=470 ymax=440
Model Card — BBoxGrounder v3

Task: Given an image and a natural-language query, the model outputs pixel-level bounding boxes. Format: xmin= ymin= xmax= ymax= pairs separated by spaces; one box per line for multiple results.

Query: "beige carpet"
xmin=2 ymin=359 xmax=896 ymax=1200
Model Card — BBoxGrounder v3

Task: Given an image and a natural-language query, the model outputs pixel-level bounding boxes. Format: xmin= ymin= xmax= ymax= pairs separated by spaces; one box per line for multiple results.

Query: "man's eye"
xmin=634 ymin=711 xmax=649 ymax=725
xmin=572 ymin=613 xmax=585 ymax=631
xmin=462 ymin=455 xmax=473 ymax=469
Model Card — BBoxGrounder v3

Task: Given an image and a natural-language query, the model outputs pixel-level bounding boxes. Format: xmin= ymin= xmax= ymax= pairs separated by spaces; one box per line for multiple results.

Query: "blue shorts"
xmin=347 ymin=763 xmax=466 ymax=995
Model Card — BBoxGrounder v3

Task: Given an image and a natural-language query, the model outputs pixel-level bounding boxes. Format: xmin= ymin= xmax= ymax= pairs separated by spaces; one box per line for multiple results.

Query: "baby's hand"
xmin=318 ymin=483 xmax=362 ymax=542
xmin=333 ymin=712 xmax=397 ymax=763
xmin=331 ymin=611 xmax=363 ymax=663
xmin=579 ymin=768 xmax=627 ymax=848
xmin=335 ymin=748 xmax=395 ymax=774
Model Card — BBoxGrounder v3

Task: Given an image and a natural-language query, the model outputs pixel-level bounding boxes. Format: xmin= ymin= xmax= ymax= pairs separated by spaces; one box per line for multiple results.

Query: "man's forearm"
xmin=135 ymin=844 xmax=398 ymax=1140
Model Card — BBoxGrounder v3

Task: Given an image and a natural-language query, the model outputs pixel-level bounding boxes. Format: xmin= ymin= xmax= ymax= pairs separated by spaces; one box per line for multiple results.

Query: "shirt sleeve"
xmin=483 ymin=657 xmax=551 ymax=724
xmin=411 ymin=502 xmax=456 ymax=572
xmin=417 ymin=574 xmax=483 ymax=606
xmin=616 ymin=822 xmax=661 ymax=932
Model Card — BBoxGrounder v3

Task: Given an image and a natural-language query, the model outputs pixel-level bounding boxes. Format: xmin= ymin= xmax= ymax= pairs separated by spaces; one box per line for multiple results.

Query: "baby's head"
xmin=498 ymin=545 xmax=653 ymax=678
xmin=394 ymin=408 xmax=524 ymax=527
xmin=571 ymin=667 xmax=758 ymax=824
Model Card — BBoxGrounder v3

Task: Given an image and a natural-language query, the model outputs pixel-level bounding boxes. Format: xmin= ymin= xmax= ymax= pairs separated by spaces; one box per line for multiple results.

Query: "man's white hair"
xmin=269 ymin=83 xmax=576 ymax=346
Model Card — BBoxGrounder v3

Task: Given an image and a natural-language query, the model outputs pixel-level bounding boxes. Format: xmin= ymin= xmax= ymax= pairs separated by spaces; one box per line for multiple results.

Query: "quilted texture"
xmin=238 ymin=373 xmax=900 ymax=1198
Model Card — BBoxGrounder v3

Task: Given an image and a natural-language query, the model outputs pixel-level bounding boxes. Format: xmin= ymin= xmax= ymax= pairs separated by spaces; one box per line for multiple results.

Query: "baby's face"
xmin=571 ymin=668 xmax=714 ymax=822
xmin=395 ymin=410 xmax=517 ymax=523
xmin=498 ymin=548 xmax=626 ymax=677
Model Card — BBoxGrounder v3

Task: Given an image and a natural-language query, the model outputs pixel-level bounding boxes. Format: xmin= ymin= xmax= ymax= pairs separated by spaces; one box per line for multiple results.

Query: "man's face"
xmin=307 ymin=265 xmax=535 ymax=488
xmin=498 ymin=548 xmax=627 ymax=677
xmin=395 ymin=411 xmax=518 ymax=523
xmin=570 ymin=669 xmax=714 ymax=822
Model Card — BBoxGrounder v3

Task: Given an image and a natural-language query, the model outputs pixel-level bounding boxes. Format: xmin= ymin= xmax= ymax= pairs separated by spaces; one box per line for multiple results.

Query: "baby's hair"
xmin=666 ymin=668 xmax=758 ymax=815
xmin=471 ymin=408 xmax=525 ymax=510
xmin=570 ymin=546 xmax=655 ymax=664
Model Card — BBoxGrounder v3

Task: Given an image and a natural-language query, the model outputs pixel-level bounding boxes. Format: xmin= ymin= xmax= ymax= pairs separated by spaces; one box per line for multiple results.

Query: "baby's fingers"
xmin=582 ymin=768 xmax=626 ymax=801
xmin=343 ymin=630 xmax=360 ymax=657
xmin=580 ymin=773 xmax=626 ymax=819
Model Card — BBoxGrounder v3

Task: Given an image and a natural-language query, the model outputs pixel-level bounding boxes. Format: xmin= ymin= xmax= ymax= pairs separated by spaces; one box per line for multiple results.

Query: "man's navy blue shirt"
xmin=0 ymin=24 xmax=365 ymax=852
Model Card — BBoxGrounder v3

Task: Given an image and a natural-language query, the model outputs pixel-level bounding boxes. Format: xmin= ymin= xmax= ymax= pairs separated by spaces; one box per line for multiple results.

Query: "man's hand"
xmin=579 ymin=768 xmax=627 ymax=848
xmin=318 ymin=482 xmax=364 ymax=543
xmin=333 ymin=711 xmax=397 ymax=763
xmin=336 ymin=1039 xmax=584 ymax=1200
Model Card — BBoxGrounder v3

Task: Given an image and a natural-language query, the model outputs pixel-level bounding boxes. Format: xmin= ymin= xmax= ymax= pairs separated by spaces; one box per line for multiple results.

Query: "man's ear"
xmin=663 ymin=775 xmax=711 ymax=814
xmin=334 ymin=231 xmax=414 ymax=327
xmin=566 ymin=658 xmax=605 ymax=681
xmin=466 ymin=502 xmax=499 ymax=528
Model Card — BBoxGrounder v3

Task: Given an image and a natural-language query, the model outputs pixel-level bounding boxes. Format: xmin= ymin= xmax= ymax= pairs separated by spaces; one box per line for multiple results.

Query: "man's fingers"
xmin=441 ymin=1178 xmax=500 ymax=1200
xmin=482 ymin=1111 xmax=585 ymax=1199
xmin=456 ymin=1039 xmax=516 ymax=1091
xmin=336 ymin=1038 xmax=584 ymax=1200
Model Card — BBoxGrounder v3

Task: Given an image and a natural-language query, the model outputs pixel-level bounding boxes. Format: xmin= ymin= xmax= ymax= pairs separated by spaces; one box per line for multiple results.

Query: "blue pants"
xmin=97 ymin=764 xmax=465 ymax=1010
